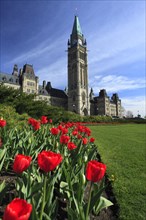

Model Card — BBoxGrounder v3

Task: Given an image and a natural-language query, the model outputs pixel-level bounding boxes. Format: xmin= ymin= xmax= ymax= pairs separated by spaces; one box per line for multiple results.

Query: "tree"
xmin=121 ymin=106 xmax=126 ymax=117
xmin=126 ymin=110 xmax=133 ymax=118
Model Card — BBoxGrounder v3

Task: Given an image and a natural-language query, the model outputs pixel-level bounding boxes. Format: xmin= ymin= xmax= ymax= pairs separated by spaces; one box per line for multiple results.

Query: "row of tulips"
xmin=0 ymin=117 xmax=113 ymax=220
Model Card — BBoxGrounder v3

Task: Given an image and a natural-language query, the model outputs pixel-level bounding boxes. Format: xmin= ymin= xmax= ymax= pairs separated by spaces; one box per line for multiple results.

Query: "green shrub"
xmin=0 ymin=104 xmax=29 ymax=129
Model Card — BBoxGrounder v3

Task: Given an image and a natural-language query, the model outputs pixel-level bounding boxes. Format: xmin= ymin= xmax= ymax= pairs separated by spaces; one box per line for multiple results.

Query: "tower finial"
xmin=75 ymin=8 xmax=78 ymax=16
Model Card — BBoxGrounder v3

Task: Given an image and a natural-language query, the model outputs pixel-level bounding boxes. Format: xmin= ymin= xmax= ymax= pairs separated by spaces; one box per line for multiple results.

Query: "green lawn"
xmin=89 ymin=124 xmax=146 ymax=220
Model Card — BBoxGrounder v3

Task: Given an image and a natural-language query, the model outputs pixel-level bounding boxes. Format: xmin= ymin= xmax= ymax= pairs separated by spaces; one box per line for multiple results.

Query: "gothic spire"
xmin=72 ymin=16 xmax=83 ymax=37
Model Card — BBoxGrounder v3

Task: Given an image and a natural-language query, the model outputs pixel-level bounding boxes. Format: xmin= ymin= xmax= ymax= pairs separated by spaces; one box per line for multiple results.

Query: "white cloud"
xmin=90 ymin=74 xmax=145 ymax=93
xmin=122 ymin=96 xmax=146 ymax=117
xmin=7 ymin=35 xmax=66 ymax=65
xmin=36 ymin=58 xmax=67 ymax=89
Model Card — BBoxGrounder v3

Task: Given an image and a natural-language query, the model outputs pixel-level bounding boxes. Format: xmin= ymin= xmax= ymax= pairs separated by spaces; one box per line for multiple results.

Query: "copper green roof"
xmin=72 ymin=16 xmax=83 ymax=36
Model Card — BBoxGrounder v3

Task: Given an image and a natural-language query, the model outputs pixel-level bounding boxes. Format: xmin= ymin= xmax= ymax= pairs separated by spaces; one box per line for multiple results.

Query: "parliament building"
xmin=0 ymin=16 xmax=122 ymax=117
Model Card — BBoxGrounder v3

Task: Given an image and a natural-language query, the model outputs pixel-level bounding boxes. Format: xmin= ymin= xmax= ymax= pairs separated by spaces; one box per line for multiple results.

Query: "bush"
xmin=82 ymin=115 xmax=112 ymax=123
xmin=0 ymin=104 xmax=29 ymax=129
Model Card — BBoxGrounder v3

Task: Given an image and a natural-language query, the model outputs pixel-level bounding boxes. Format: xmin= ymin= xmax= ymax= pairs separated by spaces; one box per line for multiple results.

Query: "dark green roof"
xmin=72 ymin=16 xmax=83 ymax=36
xmin=39 ymin=85 xmax=68 ymax=99
xmin=0 ymin=72 xmax=20 ymax=85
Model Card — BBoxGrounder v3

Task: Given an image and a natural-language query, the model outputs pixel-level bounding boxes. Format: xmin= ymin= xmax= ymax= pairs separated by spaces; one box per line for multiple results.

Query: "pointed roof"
xmin=72 ymin=16 xmax=83 ymax=36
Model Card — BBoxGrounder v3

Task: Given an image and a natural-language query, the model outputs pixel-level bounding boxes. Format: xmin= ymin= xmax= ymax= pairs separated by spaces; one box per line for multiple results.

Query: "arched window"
xmin=72 ymin=93 xmax=76 ymax=101
xmin=82 ymin=92 xmax=85 ymax=102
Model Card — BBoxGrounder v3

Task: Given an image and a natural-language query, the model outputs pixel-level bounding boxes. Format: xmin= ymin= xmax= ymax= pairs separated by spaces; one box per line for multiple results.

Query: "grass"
xmin=89 ymin=124 xmax=146 ymax=220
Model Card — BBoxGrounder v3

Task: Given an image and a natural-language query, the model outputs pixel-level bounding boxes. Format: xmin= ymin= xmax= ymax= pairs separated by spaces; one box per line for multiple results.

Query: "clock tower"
xmin=67 ymin=16 xmax=89 ymax=115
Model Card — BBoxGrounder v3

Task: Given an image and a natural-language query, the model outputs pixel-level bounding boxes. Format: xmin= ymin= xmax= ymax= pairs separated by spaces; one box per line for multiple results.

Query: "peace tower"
xmin=67 ymin=16 xmax=89 ymax=115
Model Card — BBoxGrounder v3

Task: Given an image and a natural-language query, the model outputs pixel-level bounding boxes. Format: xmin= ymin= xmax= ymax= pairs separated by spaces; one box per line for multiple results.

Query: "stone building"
xmin=0 ymin=16 xmax=122 ymax=117
xmin=89 ymin=88 xmax=121 ymax=117
xmin=0 ymin=64 xmax=68 ymax=110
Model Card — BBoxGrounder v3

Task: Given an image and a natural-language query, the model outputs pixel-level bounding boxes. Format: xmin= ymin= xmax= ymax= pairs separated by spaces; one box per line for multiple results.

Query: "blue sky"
xmin=0 ymin=0 xmax=145 ymax=117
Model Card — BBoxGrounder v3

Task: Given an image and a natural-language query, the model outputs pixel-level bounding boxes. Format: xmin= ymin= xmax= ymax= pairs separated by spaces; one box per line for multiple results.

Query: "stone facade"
xmin=0 ymin=16 xmax=122 ymax=118
xmin=89 ymin=89 xmax=121 ymax=117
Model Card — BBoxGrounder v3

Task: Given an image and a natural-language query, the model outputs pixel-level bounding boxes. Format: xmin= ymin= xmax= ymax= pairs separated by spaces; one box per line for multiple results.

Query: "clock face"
xmin=78 ymin=39 xmax=82 ymax=45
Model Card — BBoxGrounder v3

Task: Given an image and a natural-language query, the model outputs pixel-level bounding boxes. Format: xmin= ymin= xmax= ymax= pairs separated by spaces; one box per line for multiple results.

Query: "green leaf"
xmin=47 ymin=199 xmax=58 ymax=219
xmin=88 ymin=147 xmax=97 ymax=161
xmin=27 ymin=182 xmax=44 ymax=199
xmin=60 ymin=181 xmax=71 ymax=198
xmin=93 ymin=196 xmax=113 ymax=215
xmin=0 ymin=153 xmax=6 ymax=172
xmin=0 ymin=180 xmax=5 ymax=192
xmin=67 ymin=207 xmax=78 ymax=220
xmin=84 ymin=184 xmax=105 ymax=214
xmin=42 ymin=213 xmax=51 ymax=220
xmin=0 ymin=148 xmax=6 ymax=160
xmin=31 ymin=197 xmax=40 ymax=220
xmin=60 ymin=181 xmax=68 ymax=189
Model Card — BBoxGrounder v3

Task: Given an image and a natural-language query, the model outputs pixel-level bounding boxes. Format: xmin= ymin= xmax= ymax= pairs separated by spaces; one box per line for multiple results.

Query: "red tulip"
xmin=49 ymin=119 xmax=52 ymax=123
xmin=72 ymin=130 xmax=78 ymax=136
xmin=77 ymin=125 xmax=84 ymax=133
xmin=86 ymin=160 xmax=106 ymax=182
xmin=3 ymin=198 xmax=32 ymax=220
xmin=67 ymin=142 xmax=77 ymax=150
xmin=77 ymin=134 xmax=82 ymax=139
xmin=60 ymin=135 xmax=70 ymax=144
xmin=13 ymin=154 xmax=32 ymax=174
xmin=50 ymin=127 xmax=59 ymax=135
xmin=28 ymin=118 xmax=35 ymax=125
xmin=82 ymin=138 xmax=88 ymax=145
xmin=37 ymin=150 xmax=63 ymax=172
xmin=33 ymin=120 xmax=41 ymax=130
xmin=40 ymin=116 xmax=48 ymax=124
xmin=0 ymin=119 xmax=6 ymax=127
xmin=61 ymin=127 xmax=68 ymax=135
xmin=28 ymin=118 xmax=40 ymax=130
xmin=57 ymin=125 xmax=63 ymax=130
xmin=84 ymin=127 xmax=91 ymax=136
xmin=90 ymin=137 xmax=95 ymax=143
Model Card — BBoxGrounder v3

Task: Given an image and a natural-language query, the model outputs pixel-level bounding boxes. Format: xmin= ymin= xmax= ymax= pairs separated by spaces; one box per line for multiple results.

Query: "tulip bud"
xmin=81 ymin=173 xmax=86 ymax=185
xmin=28 ymin=137 xmax=31 ymax=144
xmin=84 ymin=155 xmax=88 ymax=162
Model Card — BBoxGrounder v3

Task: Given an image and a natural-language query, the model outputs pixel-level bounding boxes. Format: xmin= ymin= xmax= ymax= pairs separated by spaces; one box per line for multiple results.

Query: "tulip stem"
xmin=85 ymin=181 xmax=92 ymax=220
xmin=40 ymin=174 xmax=47 ymax=220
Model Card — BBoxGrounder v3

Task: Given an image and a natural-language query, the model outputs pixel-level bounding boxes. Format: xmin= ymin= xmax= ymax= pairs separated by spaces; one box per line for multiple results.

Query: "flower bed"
xmin=0 ymin=117 xmax=113 ymax=220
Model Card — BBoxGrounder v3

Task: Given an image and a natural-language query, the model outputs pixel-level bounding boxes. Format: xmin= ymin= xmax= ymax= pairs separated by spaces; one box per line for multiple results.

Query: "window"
xmin=82 ymin=92 xmax=85 ymax=101
xmin=27 ymin=81 xmax=35 ymax=86
xmin=80 ymin=52 xmax=85 ymax=60
xmin=9 ymin=78 xmax=13 ymax=82
xmin=73 ymin=94 xmax=76 ymax=101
